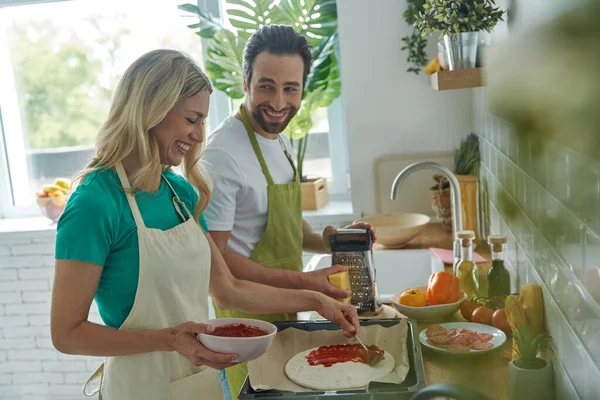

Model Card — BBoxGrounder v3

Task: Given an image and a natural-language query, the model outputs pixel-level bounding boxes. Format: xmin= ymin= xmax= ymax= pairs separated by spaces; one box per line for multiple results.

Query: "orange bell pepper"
xmin=399 ymin=288 xmax=427 ymax=307
xmin=427 ymin=271 xmax=462 ymax=305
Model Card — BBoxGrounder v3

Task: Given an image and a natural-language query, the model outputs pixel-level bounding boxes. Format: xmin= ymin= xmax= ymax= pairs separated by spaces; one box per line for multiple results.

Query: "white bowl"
xmin=354 ymin=213 xmax=430 ymax=248
xmin=197 ymin=318 xmax=277 ymax=362
xmin=391 ymin=292 xmax=466 ymax=321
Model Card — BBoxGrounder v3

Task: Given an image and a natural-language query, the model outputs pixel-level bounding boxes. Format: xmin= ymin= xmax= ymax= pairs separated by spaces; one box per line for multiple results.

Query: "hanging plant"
xmin=401 ymin=0 xmax=428 ymax=74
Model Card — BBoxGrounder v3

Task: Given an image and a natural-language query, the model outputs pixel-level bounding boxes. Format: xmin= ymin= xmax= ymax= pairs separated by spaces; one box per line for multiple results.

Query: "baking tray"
xmin=239 ymin=318 xmax=425 ymax=399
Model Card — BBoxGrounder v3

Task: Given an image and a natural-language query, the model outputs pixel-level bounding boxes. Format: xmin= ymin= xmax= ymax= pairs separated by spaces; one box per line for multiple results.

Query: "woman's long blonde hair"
xmin=74 ymin=49 xmax=212 ymax=221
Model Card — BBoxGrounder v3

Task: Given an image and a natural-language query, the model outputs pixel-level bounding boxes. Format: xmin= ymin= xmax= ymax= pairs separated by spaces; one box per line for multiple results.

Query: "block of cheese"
xmin=328 ymin=271 xmax=352 ymax=304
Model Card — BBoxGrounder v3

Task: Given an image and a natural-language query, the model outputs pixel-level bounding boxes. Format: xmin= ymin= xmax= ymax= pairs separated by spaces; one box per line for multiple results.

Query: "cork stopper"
xmin=457 ymin=230 xmax=475 ymax=239
xmin=488 ymin=235 xmax=507 ymax=244
xmin=488 ymin=235 xmax=507 ymax=252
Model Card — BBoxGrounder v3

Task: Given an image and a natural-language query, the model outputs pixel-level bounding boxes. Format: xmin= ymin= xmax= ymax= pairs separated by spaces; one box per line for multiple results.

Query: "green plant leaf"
xmin=205 ymin=29 xmax=245 ymax=98
xmin=283 ymin=88 xmax=322 ymax=141
xmin=270 ymin=0 xmax=338 ymax=46
xmin=415 ymin=0 xmax=506 ymax=37
xmin=177 ymin=3 xmax=224 ymax=39
xmin=224 ymin=0 xmax=278 ymax=40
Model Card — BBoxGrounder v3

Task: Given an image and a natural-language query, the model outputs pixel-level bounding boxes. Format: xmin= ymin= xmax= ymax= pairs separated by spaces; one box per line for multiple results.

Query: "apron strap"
xmin=162 ymin=174 xmax=194 ymax=222
xmin=239 ymin=105 xmax=299 ymax=185
xmin=115 ymin=162 xmax=146 ymax=229
xmin=83 ymin=362 xmax=104 ymax=397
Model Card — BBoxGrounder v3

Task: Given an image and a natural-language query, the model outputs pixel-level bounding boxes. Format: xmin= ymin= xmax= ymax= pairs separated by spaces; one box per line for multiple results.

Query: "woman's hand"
xmin=165 ymin=322 xmax=239 ymax=369
xmin=322 ymin=222 xmax=377 ymax=251
xmin=316 ymin=295 xmax=360 ymax=338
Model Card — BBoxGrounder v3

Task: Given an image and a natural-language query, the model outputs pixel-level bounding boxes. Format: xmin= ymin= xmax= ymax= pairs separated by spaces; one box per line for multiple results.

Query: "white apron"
xmin=83 ymin=162 xmax=223 ymax=400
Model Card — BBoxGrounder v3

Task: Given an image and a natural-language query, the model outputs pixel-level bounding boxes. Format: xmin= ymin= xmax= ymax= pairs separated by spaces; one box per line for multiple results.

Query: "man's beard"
xmin=250 ymin=103 xmax=298 ymax=134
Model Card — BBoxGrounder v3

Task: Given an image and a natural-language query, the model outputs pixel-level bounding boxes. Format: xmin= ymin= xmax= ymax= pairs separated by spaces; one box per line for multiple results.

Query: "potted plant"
xmin=415 ymin=0 xmax=505 ymax=70
xmin=179 ymin=0 xmax=339 ymax=210
xmin=509 ymin=325 xmax=554 ymax=400
xmin=430 ymin=133 xmax=480 ymax=240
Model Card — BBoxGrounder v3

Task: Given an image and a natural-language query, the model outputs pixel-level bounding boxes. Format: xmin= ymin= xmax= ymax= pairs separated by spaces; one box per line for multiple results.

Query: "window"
xmin=0 ymin=0 xmax=211 ymax=218
xmin=0 ymin=0 xmax=349 ymax=219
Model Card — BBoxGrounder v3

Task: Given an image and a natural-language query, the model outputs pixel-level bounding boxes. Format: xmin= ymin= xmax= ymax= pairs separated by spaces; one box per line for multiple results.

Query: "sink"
xmin=305 ymin=249 xmax=445 ymax=303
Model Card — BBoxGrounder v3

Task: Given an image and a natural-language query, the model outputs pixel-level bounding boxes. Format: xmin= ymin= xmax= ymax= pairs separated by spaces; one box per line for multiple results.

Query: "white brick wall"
xmin=0 ymin=229 xmax=102 ymax=400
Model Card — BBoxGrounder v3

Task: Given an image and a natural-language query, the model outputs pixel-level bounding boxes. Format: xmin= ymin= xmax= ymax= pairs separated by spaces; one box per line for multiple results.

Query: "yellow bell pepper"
xmin=399 ymin=288 xmax=427 ymax=307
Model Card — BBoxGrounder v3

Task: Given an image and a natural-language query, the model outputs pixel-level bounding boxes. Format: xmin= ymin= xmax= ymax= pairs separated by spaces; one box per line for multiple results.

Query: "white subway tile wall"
xmin=0 ymin=230 xmax=103 ymax=400
xmin=475 ymin=87 xmax=600 ymax=400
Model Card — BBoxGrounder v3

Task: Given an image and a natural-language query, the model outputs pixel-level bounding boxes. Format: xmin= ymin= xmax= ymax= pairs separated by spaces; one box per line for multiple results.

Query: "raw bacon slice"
xmin=477 ymin=333 xmax=493 ymax=342
xmin=447 ymin=342 xmax=470 ymax=352
xmin=426 ymin=324 xmax=447 ymax=338
xmin=428 ymin=333 xmax=453 ymax=345
xmin=425 ymin=325 xmax=496 ymax=352
xmin=469 ymin=340 xmax=494 ymax=350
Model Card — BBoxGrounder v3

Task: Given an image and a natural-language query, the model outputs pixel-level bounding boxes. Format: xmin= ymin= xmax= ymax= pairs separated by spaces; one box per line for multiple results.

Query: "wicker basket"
xmin=429 ymin=175 xmax=452 ymax=231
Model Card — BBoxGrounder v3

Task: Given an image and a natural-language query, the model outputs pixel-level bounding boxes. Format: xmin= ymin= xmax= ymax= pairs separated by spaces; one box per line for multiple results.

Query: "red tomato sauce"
xmin=306 ymin=344 xmax=384 ymax=367
xmin=210 ymin=323 xmax=268 ymax=337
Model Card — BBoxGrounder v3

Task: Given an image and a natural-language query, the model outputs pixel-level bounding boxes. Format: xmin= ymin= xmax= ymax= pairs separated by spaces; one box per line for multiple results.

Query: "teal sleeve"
xmin=55 ymin=183 xmax=115 ymax=266
xmin=199 ymin=214 xmax=209 ymax=232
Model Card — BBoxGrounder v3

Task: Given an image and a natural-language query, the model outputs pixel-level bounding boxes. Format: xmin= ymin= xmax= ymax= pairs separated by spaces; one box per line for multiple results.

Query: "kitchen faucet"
xmin=390 ymin=161 xmax=464 ymax=270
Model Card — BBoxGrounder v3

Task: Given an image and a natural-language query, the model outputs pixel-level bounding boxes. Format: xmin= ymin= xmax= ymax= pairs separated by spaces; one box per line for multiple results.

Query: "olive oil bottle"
xmin=456 ymin=230 xmax=479 ymax=298
xmin=487 ymin=235 xmax=511 ymax=298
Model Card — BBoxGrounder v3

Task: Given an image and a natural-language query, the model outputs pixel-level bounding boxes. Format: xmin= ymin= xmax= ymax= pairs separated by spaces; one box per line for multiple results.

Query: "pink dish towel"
xmin=429 ymin=247 xmax=486 ymax=264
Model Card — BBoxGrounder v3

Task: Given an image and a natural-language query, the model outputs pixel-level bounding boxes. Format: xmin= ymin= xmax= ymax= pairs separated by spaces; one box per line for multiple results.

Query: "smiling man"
xmin=201 ymin=25 xmax=372 ymax=399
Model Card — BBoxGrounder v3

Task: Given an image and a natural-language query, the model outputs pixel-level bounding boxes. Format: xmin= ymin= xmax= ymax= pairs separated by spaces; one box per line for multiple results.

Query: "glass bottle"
xmin=456 ymin=230 xmax=479 ymax=298
xmin=487 ymin=235 xmax=511 ymax=298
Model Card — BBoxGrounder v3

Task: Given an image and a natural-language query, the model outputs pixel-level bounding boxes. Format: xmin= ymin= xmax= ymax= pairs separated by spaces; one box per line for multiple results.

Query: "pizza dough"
xmin=284 ymin=346 xmax=395 ymax=391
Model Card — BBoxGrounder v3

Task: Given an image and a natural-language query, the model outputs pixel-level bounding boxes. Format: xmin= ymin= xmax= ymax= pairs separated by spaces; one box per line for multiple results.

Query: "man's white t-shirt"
xmin=202 ymin=116 xmax=296 ymax=257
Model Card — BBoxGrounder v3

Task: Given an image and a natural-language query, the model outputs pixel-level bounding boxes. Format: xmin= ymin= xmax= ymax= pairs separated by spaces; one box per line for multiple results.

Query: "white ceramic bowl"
xmin=354 ymin=213 xmax=430 ymax=248
xmin=197 ymin=318 xmax=277 ymax=362
xmin=391 ymin=292 xmax=466 ymax=321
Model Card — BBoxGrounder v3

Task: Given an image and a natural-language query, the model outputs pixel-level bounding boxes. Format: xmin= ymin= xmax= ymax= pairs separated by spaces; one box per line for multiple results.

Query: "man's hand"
xmin=305 ymin=265 xmax=352 ymax=299
xmin=322 ymin=222 xmax=377 ymax=251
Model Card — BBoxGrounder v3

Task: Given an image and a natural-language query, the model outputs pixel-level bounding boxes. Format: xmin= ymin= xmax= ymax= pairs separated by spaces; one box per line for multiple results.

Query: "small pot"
xmin=508 ymin=358 xmax=554 ymax=400
xmin=443 ymin=31 xmax=479 ymax=70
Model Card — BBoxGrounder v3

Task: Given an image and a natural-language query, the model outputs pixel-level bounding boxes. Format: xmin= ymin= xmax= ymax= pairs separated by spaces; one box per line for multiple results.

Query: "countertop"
xmin=402 ymin=223 xmax=510 ymax=400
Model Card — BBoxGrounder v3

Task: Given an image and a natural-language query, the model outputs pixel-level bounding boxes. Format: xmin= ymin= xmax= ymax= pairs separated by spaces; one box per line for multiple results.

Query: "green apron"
xmin=214 ymin=106 xmax=303 ymax=399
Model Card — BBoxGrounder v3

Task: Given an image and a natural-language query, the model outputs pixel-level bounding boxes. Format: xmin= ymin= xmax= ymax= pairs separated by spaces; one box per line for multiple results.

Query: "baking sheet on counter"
xmin=247 ymin=319 xmax=409 ymax=392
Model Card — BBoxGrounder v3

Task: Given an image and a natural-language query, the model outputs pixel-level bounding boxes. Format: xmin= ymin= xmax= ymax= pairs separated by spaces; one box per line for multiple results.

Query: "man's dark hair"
xmin=242 ymin=25 xmax=312 ymax=89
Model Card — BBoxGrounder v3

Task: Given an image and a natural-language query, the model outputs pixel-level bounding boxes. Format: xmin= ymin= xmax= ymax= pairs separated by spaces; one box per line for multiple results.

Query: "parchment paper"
xmin=247 ymin=319 xmax=409 ymax=392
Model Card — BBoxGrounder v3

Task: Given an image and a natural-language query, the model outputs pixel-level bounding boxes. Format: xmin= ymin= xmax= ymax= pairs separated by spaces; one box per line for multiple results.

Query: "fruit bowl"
xmin=36 ymin=178 xmax=72 ymax=223
xmin=391 ymin=290 xmax=466 ymax=321
xmin=36 ymin=194 xmax=70 ymax=223
xmin=354 ymin=213 xmax=430 ymax=248
xmin=197 ymin=318 xmax=277 ymax=362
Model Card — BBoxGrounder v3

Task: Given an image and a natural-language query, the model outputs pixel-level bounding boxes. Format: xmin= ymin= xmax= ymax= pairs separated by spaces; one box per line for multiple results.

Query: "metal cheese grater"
xmin=329 ymin=229 xmax=381 ymax=316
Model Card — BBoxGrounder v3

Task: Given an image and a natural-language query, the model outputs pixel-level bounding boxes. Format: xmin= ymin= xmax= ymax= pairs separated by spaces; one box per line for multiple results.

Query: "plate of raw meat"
xmin=419 ymin=322 xmax=506 ymax=355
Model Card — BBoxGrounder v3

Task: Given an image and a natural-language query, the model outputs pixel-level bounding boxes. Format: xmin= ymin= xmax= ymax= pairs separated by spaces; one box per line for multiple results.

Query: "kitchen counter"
xmin=403 ymin=223 xmax=510 ymax=400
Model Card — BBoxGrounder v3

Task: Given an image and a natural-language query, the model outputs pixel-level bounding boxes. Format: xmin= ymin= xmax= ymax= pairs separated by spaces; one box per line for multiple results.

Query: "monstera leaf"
xmin=225 ymin=0 xmax=279 ymax=40
xmin=205 ymin=29 xmax=246 ymax=99
xmin=270 ymin=0 xmax=338 ymax=46
xmin=284 ymin=88 xmax=323 ymax=141
xmin=284 ymin=88 xmax=324 ymax=179
xmin=305 ymin=34 xmax=340 ymax=107
xmin=177 ymin=3 xmax=224 ymax=39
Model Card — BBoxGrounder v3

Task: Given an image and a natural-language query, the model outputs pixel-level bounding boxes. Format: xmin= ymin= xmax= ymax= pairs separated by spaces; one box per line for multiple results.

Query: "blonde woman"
xmin=50 ymin=49 xmax=359 ymax=400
